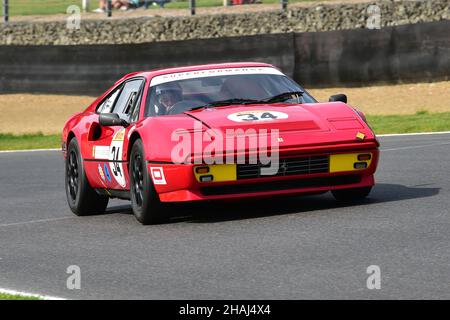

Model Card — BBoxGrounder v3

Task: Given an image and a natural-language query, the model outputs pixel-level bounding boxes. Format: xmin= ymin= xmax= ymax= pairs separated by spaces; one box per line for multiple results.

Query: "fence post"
xmin=189 ymin=0 xmax=195 ymax=16
xmin=82 ymin=0 xmax=90 ymax=13
xmin=3 ymin=0 xmax=9 ymax=23
xmin=281 ymin=0 xmax=288 ymax=11
xmin=106 ymin=0 xmax=112 ymax=17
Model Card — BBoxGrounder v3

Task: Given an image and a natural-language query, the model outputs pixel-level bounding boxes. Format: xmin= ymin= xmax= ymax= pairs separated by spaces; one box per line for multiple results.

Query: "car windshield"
xmin=145 ymin=68 xmax=317 ymax=117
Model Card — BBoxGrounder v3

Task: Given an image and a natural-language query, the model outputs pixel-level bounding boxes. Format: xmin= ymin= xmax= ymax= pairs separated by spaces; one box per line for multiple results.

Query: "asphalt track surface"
xmin=1 ymin=133 xmax=450 ymax=299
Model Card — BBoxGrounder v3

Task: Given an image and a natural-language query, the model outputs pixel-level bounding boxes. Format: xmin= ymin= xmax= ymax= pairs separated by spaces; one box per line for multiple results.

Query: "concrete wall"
xmin=0 ymin=0 xmax=448 ymax=45
xmin=0 ymin=33 xmax=294 ymax=95
xmin=0 ymin=20 xmax=448 ymax=95
xmin=294 ymin=20 xmax=450 ymax=87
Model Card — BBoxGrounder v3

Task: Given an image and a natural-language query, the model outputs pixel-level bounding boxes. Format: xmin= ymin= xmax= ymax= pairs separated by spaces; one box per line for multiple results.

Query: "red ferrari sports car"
xmin=62 ymin=62 xmax=379 ymax=224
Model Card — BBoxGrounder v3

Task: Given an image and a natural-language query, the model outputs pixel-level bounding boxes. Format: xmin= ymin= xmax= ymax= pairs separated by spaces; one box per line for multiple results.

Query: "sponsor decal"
xmin=150 ymin=67 xmax=283 ymax=87
xmin=356 ymin=132 xmax=366 ymax=140
xmin=113 ymin=130 xmax=125 ymax=142
xmin=93 ymin=129 xmax=127 ymax=186
xmin=150 ymin=167 xmax=167 ymax=185
xmin=109 ymin=128 xmax=127 ymax=187
xmin=227 ymin=110 xmax=288 ymax=123
xmin=93 ymin=146 xmax=110 ymax=159
xmin=104 ymin=163 xmax=112 ymax=182
xmin=98 ymin=164 xmax=105 ymax=182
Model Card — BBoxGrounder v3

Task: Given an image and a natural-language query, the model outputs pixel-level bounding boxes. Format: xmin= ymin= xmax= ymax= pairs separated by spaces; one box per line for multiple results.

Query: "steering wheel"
xmin=167 ymin=100 xmax=206 ymax=115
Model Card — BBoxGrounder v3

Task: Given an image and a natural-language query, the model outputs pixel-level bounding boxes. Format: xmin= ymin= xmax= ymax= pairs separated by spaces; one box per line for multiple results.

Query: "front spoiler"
xmin=150 ymin=142 xmax=379 ymax=202
xmin=158 ymin=173 xmax=375 ymax=202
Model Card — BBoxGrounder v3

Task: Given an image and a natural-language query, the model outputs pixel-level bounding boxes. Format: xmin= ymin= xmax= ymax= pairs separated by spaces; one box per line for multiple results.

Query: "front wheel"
xmin=129 ymin=139 xmax=168 ymax=225
xmin=331 ymin=186 xmax=372 ymax=202
xmin=65 ymin=138 xmax=109 ymax=216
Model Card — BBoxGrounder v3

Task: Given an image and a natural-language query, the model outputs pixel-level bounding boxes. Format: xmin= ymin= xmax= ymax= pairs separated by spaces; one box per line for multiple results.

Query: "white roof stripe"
xmin=150 ymin=67 xmax=284 ymax=87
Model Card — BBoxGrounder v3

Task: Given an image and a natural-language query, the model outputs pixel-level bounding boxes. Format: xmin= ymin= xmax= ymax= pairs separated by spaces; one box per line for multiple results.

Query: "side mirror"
xmin=329 ymin=94 xmax=347 ymax=104
xmin=99 ymin=113 xmax=129 ymax=127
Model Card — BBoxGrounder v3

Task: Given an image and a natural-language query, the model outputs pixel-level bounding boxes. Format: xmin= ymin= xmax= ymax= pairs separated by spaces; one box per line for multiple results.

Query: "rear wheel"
xmin=332 ymin=186 xmax=372 ymax=202
xmin=129 ymin=139 xmax=167 ymax=225
xmin=65 ymin=138 xmax=109 ymax=216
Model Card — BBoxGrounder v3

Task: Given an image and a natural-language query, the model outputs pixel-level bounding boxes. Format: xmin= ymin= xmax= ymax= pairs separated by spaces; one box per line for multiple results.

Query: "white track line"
xmin=377 ymin=131 xmax=450 ymax=137
xmin=0 ymin=216 xmax=75 ymax=228
xmin=381 ymin=141 xmax=450 ymax=152
xmin=0 ymin=288 xmax=66 ymax=300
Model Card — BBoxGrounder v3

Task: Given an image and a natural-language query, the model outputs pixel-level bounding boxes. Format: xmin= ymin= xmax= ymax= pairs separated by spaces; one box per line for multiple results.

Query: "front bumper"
xmin=149 ymin=142 xmax=379 ymax=202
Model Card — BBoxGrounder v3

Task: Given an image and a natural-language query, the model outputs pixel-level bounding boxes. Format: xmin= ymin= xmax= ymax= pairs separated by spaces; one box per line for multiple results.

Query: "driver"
xmin=154 ymin=82 xmax=183 ymax=116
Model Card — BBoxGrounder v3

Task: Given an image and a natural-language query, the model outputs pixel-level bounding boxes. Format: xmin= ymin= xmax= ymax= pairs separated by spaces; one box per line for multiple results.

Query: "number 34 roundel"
xmin=108 ymin=128 xmax=127 ymax=188
xmin=227 ymin=110 xmax=288 ymax=122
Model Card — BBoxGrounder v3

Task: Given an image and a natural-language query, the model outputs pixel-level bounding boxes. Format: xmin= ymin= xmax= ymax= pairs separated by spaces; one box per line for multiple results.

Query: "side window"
xmin=130 ymin=92 xmax=142 ymax=123
xmin=97 ymin=87 xmax=122 ymax=114
xmin=112 ymin=79 xmax=144 ymax=121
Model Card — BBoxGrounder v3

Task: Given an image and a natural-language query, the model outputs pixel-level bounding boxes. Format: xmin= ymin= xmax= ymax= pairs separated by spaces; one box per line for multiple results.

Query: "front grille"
xmin=200 ymin=175 xmax=361 ymax=196
xmin=237 ymin=155 xmax=329 ymax=180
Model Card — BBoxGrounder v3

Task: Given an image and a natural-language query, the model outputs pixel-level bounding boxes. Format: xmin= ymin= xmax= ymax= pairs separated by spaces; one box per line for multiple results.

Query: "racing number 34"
xmin=110 ymin=146 xmax=122 ymax=178
xmin=238 ymin=112 xmax=278 ymax=121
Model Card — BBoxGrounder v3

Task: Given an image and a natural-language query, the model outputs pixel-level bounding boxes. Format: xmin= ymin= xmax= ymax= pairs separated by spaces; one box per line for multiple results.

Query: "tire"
xmin=129 ymin=139 xmax=167 ymax=225
xmin=65 ymin=138 xmax=109 ymax=216
xmin=331 ymin=186 xmax=372 ymax=202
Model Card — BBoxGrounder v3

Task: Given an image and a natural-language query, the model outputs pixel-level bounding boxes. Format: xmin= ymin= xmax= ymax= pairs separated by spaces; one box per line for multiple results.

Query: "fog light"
xmin=200 ymin=175 xmax=213 ymax=182
xmin=357 ymin=154 xmax=371 ymax=161
xmin=195 ymin=166 xmax=209 ymax=174
xmin=354 ymin=162 xmax=368 ymax=169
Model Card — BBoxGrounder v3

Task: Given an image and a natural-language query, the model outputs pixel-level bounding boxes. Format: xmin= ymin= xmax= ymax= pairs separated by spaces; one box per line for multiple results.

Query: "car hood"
xmin=184 ymin=102 xmax=374 ymax=135
xmin=185 ymin=103 xmax=329 ymax=133
xmin=143 ymin=102 xmax=378 ymax=162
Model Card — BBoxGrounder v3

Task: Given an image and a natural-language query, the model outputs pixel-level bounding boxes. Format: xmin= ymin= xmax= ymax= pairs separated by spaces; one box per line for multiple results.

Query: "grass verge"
xmin=366 ymin=111 xmax=450 ymax=134
xmin=0 ymin=133 xmax=60 ymax=151
xmin=0 ymin=292 xmax=41 ymax=300
xmin=0 ymin=112 xmax=449 ymax=151
xmin=2 ymin=0 xmax=81 ymax=16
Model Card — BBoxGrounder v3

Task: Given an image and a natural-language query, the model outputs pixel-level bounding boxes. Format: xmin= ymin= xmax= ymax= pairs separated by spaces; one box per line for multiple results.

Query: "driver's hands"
xmin=166 ymin=105 xmax=176 ymax=115
xmin=155 ymin=105 xmax=167 ymax=116
xmin=165 ymin=102 xmax=185 ymax=115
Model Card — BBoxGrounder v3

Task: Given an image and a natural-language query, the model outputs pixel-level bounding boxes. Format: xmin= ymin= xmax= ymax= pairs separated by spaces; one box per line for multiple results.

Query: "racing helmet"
xmin=154 ymin=82 xmax=183 ymax=113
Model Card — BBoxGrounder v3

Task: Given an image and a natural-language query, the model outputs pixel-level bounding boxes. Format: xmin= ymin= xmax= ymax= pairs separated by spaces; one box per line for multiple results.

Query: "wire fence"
xmin=1 ymin=0 xmax=290 ymax=22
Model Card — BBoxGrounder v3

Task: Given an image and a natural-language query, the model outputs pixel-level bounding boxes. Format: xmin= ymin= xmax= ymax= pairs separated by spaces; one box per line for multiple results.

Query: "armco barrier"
xmin=0 ymin=20 xmax=448 ymax=95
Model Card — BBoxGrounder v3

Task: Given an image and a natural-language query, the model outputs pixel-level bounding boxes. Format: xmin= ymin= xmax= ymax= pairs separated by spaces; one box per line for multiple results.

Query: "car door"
xmin=85 ymin=78 xmax=145 ymax=191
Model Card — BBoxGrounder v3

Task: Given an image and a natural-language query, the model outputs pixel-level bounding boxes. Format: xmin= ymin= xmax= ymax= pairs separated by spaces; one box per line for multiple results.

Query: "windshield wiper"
xmin=186 ymin=99 xmax=261 ymax=111
xmin=186 ymin=93 xmax=303 ymax=111
xmin=202 ymin=98 xmax=264 ymax=108
xmin=187 ymin=105 xmax=210 ymax=111
xmin=264 ymin=91 xmax=304 ymax=103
